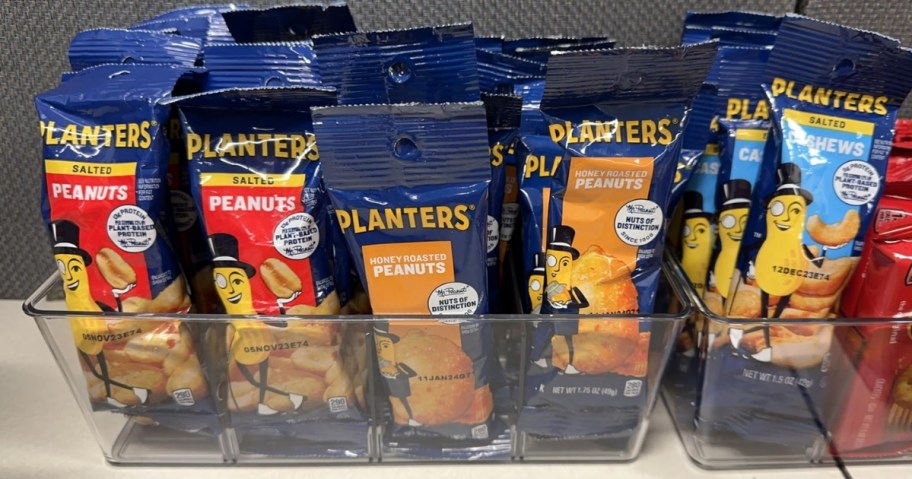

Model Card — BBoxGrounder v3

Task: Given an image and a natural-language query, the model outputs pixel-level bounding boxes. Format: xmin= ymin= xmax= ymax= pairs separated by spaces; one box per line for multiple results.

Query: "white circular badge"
xmin=834 ymin=160 xmax=880 ymax=206
xmin=273 ymin=212 xmax=319 ymax=260
xmin=107 ymin=205 xmax=156 ymax=253
xmin=486 ymin=215 xmax=499 ymax=253
xmin=614 ymin=199 xmax=663 ymax=246
xmin=428 ymin=282 xmax=480 ymax=316
xmin=169 ymin=191 xmax=197 ymax=232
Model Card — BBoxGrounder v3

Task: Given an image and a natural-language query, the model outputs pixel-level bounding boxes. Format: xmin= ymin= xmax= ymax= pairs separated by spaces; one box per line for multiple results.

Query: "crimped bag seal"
xmin=200 ymin=42 xmax=322 ymax=90
xmin=132 ymin=4 xmax=243 ymax=44
xmin=222 ymin=3 xmax=356 ymax=43
xmin=68 ymin=28 xmax=203 ymax=71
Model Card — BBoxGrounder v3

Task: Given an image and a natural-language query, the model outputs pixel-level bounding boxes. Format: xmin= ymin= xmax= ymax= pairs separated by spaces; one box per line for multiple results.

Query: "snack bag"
xmin=316 ymin=103 xmax=503 ymax=455
xmin=842 ymin=195 xmax=912 ymax=317
xmin=175 ymin=87 xmax=369 ymax=455
xmin=519 ymin=43 xmax=717 ymax=439
xmin=36 ymin=64 xmax=217 ymax=432
xmin=131 ymin=4 xmax=243 ymax=44
xmin=703 ymin=15 xmax=912 ymax=448
xmin=482 ymin=93 xmax=522 ymax=310
xmin=312 ymin=24 xmax=480 ymax=105
xmin=67 ymin=28 xmax=202 ymax=71
xmin=64 ymin=28 xmax=217 ymax=313
xmin=885 ymin=119 xmax=912 ymax=197
xmin=829 ymin=323 xmax=912 ymax=458
xmin=221 ymin=4 xmax=356 ymax=43
xmin=517 ymin=133 xmax=563 ymax=313
xmin=708 ymin=119 xmax=769 ymax=306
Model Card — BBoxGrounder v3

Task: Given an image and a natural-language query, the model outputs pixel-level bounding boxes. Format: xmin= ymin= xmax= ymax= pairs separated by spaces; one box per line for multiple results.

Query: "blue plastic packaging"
xmin=315 ymin=102 xmax=507 ymax=457
xmin=708 ymin=15 xmax=912 ymax=450
xmin=518 ymin=43 xmax=717 ymax=439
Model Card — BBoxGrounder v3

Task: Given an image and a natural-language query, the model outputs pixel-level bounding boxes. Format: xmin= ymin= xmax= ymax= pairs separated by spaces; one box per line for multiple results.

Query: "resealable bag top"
xmin=313 ymin=24 xmax=480 ymax=105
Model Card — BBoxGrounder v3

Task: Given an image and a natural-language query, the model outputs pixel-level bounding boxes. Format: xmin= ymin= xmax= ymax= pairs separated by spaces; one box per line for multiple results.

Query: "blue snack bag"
xmin=706 ymin=119 xmax=769 ymax=306
xmin=517 ymin=133 xmax=562 ymax=313
xmin=316 ymin=102 xmax=506 ymax=456
xmin=132 ymin=4 xmax=244 ymax=44
xmin=482 ymin=93 xmax=522 ymax=310
xmin=36 ymin=64 xmax=221 ymax=434
xmin=222 ymin=4 xmax=356 ymax=43
xmin=678 ymin=47 xmax=771 ymax=297
xmin=313 ymin=24 xmax=480 ymax=105
xmin=706 ymin=15 xmax=912 ymax=448
xmin=68 ymin=28 xmax=202 ymax=71
xmin=64 ymin=28 xmax=218 ymax=313
xmin=174 ymin=87 xmax=371 ymax=456
xmin=519 ymin=43 xmax=716 ymax=439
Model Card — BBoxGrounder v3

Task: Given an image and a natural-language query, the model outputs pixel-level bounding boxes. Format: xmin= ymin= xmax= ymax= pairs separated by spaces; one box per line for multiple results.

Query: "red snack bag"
xmin=885 ymin=119 xmax=912 ymax=197
xmin=841 ymin=195 xmax=912 ymax=317
xmin=830 ymin=324 xmax=912 ymax=458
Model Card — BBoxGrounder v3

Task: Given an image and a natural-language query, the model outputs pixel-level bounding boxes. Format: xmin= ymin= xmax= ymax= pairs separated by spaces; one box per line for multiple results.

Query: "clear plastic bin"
xmin=23 ymin=262 xmax=690 ymax=465
xmin=661 ymin=257 xmax=912 ymax=469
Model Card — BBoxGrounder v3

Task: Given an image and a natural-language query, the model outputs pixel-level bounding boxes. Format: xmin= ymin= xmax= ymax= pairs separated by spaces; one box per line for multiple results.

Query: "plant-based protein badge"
xmin=107 ymin=205 xmax=156 ymax=252
xmin=273 ymin=212 xmax=319 ymax=260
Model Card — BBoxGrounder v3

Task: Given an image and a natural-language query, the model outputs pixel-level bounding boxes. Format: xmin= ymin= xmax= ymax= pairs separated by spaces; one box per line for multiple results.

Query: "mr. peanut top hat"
xmin=373 ymin=322 xmax=401 ymax=343
xmin=208 ymin=233 xmax=256 ymax=277
xmin=683 ymin=191 xmax=713 ymax=219
xmin=50 ymin=219 xmax=92 ymax=265
xmin=548 ymin=225 xmax=580 ymax=259
xmin=770 ymin=163 xmax=813 ymax=205
xmin=720 ymin=179 xmax=752 ymax=212
xmin=530 ymin=252 xmax=545 ymax=278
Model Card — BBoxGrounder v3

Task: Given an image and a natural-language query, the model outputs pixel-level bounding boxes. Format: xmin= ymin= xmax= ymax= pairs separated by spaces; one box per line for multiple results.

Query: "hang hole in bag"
xmin=393 ymin=137 xmax=420 ymax=160
xmin=387 ymin=60 xmax=413 ymax=84
xmin=831 ymin=58 xmax=856 ymax=78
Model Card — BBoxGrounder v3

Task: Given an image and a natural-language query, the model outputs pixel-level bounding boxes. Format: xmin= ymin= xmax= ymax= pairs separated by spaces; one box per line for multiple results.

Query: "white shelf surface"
xmin=0 ymin=299 xmax=903 ymax=478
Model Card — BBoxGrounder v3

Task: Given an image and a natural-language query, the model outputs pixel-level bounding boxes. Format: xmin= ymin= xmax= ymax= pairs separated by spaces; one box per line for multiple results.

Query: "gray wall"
xmin=1 ymin=0 xmax=909 ymax=298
